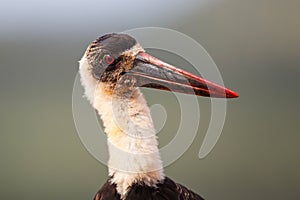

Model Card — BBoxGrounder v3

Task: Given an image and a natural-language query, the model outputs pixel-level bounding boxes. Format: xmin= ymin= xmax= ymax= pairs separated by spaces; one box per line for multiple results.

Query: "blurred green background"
xmin=0 ymin=0 xmax=299 ymax=199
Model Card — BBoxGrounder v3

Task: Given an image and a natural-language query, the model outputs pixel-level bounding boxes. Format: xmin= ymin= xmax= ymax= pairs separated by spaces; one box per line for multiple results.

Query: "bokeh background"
xmin=1 ymin=0 xmax=299 ymax=199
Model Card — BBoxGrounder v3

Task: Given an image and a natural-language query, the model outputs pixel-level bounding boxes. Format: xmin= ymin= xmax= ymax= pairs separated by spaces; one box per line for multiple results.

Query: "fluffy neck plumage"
xmin=94 ymin=84 xmax=164 ymax=197
xmin=79 ymin=55 xmax=164 ymax=198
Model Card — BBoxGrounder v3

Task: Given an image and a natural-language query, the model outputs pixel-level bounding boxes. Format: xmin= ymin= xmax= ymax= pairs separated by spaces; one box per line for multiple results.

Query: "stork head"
xmin=80 ymin=33 xmax=238 ymax=98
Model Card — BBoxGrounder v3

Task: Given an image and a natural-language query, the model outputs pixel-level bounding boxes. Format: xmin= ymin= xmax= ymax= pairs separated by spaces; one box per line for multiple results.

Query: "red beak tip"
xmin=226 ymin=91 xmax=239 ymax=98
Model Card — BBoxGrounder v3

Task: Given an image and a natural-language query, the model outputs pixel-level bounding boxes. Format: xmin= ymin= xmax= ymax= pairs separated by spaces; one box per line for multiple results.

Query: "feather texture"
xmin=94 ymin=177 xmax=204 ymax=200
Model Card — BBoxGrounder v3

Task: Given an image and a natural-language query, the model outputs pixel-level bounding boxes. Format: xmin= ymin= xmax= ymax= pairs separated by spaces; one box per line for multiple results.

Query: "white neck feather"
xmin=79 ymin=55 xmax=164 ymax=199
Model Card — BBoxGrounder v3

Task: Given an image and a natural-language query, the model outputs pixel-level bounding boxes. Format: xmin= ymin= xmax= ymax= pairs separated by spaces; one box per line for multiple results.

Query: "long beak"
xmin=125 ymin=52 xmax=239 ymax=98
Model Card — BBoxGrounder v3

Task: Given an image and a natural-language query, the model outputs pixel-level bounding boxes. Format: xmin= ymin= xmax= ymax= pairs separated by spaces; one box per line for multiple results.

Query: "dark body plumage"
xmin=94 ymin=177 xmax=204 ymax=200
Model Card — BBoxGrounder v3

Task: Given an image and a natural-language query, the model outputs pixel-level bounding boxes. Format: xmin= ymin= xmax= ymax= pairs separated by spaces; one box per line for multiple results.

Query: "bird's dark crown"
xmin=85 ymin=33 xmax=138 ymax=84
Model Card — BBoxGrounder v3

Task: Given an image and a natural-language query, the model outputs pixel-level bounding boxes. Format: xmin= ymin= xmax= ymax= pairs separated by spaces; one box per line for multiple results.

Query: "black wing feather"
xmin=94 ymin=177 xmax=205 ymax=200
xmin=94 ymin=179 xmax=120 ymax=200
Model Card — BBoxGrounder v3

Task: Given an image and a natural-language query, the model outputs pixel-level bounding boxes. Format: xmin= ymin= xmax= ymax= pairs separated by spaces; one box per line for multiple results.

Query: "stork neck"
xmin=93 ymin=83 xmax=164 ymax=198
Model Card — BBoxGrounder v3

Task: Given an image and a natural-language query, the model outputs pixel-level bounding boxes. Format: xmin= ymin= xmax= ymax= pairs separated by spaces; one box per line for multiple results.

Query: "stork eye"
xmin=103 ymin=54 xmax=115 ymax=65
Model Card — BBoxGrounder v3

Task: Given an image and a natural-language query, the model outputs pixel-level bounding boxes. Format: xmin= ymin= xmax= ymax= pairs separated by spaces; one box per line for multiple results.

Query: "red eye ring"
xmin=103 ymin=54 xmax=114 ymax=65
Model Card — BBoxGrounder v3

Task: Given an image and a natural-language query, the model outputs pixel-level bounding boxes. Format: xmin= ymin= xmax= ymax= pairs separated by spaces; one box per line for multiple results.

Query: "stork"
xmin=79 ymin=33 xmax=238 ymax=200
